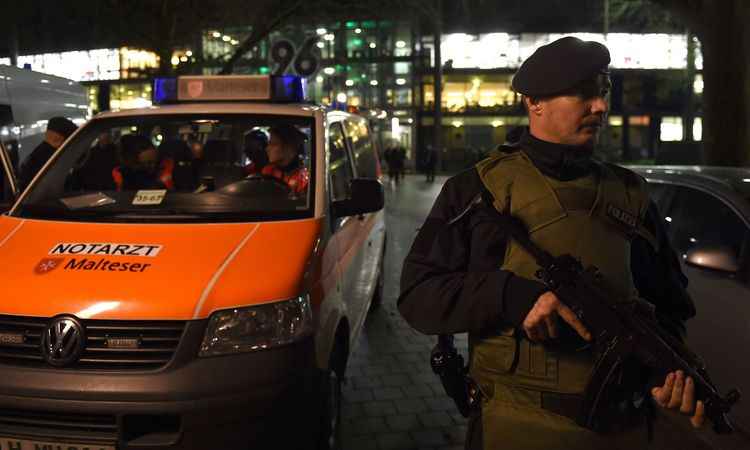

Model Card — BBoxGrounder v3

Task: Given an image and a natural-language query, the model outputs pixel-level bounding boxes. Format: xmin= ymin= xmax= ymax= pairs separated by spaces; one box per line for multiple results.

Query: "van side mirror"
xmin=331 ymin=178 xmax=384 ymax=218
xmin=684 ymin=244 xmax=740 ymax=274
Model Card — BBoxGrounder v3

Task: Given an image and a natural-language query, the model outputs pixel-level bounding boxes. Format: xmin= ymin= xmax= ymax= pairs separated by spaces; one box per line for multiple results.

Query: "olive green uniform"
xmin=470 ymin=150 xmax=709 ymax=449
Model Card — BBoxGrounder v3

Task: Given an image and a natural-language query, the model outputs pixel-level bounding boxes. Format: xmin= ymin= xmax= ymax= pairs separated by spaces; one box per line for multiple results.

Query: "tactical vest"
xmin=469 ymin=149 xmax=657 ymax=398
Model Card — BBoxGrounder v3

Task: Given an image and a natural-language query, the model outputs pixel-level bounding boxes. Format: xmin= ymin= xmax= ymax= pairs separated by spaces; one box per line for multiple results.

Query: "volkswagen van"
xmin=0 ymin=75 xmax=386 ymax=450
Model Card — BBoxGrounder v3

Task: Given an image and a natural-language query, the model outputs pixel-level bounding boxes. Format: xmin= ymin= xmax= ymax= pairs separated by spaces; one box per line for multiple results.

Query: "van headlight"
xmin=199 ymin=295 xmax=313 ymax=357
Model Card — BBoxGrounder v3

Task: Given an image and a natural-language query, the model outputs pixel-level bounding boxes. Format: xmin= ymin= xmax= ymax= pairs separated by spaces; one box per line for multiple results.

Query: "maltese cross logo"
xmin=35 ymin=258 xmax=65 ymax=275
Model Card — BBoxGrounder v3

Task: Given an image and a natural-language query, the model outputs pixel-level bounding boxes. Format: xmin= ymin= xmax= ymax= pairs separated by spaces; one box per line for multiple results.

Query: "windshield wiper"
xmin=16 ymin=204 xmax=202 ymax=221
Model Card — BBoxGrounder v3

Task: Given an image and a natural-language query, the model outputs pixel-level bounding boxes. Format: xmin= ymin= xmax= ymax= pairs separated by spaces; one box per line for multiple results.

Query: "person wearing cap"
xmin=398 ymin=37 xmax=708 ymax=449
xmin=19 ymin=116 xmax=77 ymax=188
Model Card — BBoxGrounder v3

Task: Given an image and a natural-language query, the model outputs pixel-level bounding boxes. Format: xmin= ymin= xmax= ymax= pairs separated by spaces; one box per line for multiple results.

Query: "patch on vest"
xmin=606 ymin=203 xmax=637 ymax=229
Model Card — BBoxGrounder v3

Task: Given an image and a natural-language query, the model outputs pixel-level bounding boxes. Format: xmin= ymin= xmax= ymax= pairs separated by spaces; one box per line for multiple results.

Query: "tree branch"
xmin=218 ymin=0 xmax=305 ymax=74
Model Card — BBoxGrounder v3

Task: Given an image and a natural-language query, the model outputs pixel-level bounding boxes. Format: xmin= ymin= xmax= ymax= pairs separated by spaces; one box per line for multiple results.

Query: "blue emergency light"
xmin=153 ymin=75 xmax=307 ymax=104
xmin=271 ymin=75 xmax=308 ymax=103
xmin=153 ymin=78 xmax=178 ymax=104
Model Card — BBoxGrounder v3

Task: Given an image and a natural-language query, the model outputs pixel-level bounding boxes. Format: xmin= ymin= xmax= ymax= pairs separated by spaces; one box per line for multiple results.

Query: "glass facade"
xmin=2 ymin=24 xmax=705 ymax=168
xmin=0 ymin=48 xmax=159 ymax=81
xmin=417 ymin=31 xmax=704 ymax=168
xmin=109 ymin=83 xmax=153 ymax=110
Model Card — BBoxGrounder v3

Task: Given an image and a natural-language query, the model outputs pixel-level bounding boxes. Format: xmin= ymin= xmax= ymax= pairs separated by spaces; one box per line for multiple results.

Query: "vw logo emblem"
xmin=41 ymin=316 xmax=85 ymax=367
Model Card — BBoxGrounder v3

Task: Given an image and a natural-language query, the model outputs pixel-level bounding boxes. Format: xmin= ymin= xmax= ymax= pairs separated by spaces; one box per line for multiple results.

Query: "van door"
xmin=0 ymin=138 xmax=19 ymax=212
xmin=328 ymin=121 xmax=372 ymax=343
xmin=341 ymin=117 xmax=386 ymax=320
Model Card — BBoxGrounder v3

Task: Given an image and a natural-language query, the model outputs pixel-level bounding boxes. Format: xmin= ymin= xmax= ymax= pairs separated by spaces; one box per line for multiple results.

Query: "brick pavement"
xmin=341 ymin=175 xmax=469 ymax=450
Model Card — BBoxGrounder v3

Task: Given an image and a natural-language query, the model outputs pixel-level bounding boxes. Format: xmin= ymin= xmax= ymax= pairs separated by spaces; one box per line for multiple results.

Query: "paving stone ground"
xmin=341 ymin=175 xmax=468 ymax=450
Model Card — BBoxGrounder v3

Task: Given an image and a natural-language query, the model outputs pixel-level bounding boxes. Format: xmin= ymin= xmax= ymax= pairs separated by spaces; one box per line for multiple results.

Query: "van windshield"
xmin=13 ymin=114 xmax=315 ymax=223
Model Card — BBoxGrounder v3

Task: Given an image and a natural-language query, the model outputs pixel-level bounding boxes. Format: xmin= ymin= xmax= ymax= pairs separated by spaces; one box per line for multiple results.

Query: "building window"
xmin=109 ymin=83 xmax=152 ymax=110
xmin=693 ymin=117 xmax=702 ymax=141
xmin=660 ymin=117 xmax=683 ymax=142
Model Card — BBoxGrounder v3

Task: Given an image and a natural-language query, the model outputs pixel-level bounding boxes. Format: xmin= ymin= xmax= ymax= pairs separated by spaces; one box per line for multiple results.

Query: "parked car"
xmin=628 ymin=165 xmax=750 ymax=436
xmin=0 ymin=74 xmax=386 ymax=450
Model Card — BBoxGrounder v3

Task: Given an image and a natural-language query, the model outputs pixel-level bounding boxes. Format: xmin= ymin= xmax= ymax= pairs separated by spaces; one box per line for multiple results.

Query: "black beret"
xmin=47 ymin=116 xmax=78 ymax=138
xmin=511 ymin=36 xmax=610 ymax=97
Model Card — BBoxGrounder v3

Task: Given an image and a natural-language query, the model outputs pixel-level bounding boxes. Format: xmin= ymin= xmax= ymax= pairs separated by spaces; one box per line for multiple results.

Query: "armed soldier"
xmin=399 ymin=37 xmax=713 ymax=449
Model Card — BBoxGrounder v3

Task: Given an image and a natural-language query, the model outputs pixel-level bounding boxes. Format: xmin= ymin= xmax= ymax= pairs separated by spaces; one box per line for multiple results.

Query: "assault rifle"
xmin=497 ymin=213 xmax=740 ymax=434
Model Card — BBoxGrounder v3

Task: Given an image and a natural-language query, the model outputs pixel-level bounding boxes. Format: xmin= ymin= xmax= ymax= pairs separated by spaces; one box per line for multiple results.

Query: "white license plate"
xmin=0 ymin=436 xmax=115 ymax=450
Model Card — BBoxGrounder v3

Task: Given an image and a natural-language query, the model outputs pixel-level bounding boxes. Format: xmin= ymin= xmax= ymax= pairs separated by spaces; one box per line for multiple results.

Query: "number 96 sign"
xmin=271 ymin=37 xmax=320 ymax=78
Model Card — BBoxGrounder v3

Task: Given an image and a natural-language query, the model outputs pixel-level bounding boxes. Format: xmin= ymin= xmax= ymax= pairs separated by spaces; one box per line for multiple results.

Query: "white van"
xmin=0 ymin=64 xmax=88 ymax=169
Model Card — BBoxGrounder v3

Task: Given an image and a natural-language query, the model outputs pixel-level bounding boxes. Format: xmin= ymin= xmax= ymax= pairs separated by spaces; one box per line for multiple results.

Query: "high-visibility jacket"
xmin=112 ymin=158 xmax=175 ymax=191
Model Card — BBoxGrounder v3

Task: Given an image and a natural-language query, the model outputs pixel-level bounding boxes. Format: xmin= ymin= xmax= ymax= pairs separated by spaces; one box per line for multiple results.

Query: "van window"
xmin=12 ymin=114 xmax=315 ymax=223
xmin=343 ymin=118 xmax=378 ymax=178
xmin=666 ymin=186 xmax=748 ymax=260
xmin=329 ymin=122 xmax=353 ymax=202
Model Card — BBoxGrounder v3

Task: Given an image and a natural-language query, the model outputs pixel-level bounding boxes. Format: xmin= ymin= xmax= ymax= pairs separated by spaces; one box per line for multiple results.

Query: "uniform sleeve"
xmin=19 ymin=143 xmax=57 ymax=189
xmin=631 ymin=200 xmax=695 ymax=341
xmin=397 ymin=175 xmax=546 ymax=335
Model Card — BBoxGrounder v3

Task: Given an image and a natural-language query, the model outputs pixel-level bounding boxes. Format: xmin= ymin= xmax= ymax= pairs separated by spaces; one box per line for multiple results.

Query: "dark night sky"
xmin=1 ymin=0 xmax=684 ymax=57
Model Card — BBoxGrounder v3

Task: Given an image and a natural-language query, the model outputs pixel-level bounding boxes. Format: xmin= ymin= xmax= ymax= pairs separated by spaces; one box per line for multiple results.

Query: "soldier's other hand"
xmin=651 ymin=370 xmax=706 ymax=428
xmin=522 ymin=291 xmax=592 ymax=343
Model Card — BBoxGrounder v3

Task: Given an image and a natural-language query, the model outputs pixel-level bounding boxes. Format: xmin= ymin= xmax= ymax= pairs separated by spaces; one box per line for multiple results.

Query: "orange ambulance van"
xmin=0 ymin=75 xmax=386 ymax=450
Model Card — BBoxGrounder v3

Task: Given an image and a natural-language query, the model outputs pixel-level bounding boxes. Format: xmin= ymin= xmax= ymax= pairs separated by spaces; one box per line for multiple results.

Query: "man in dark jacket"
xmin=398 ymin=37 xmax=708 ymax=450
xmin=19 ymin=116 xmax=77 ymax=188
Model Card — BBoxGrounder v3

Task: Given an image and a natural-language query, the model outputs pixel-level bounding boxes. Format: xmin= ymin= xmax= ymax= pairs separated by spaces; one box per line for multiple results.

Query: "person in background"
xmin=72 ymin=132 xmax=119 ymax=191
xmin=384 ymin=142 xmax=405 ymax=185
xmin=242 ymin=129 xmax=269 ymax=175
xmin=158 ymin=139 xmax=196 ymax=191
xmin=421 ymin=145 xmax=437 ymax=182
xmin=19 ymin=116 xmax=77 ymax=188
xmin=395 ymin=145 xmax=407 ymax=182
xmin=112 ymin=135 xmax=173 ymax=191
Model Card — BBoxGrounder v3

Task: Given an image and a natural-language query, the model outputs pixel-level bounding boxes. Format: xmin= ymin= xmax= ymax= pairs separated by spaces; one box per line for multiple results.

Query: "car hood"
xmin=0 ymin=216 xmax=321 ymax=320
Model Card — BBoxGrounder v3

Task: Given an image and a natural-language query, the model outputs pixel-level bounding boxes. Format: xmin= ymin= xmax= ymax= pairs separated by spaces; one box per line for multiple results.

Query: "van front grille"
xmin=0 ymin=315 xmax=185 ymax=371
xmin=0 ymin=407 xmax=117 ymax=442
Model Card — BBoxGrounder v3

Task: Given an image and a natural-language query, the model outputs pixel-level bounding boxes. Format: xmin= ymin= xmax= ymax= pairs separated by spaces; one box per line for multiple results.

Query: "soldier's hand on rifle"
xmin=651 ymin=370 xmax=706 ymax=428
xmin=523 ymin=291 xmax=592 ymax=343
